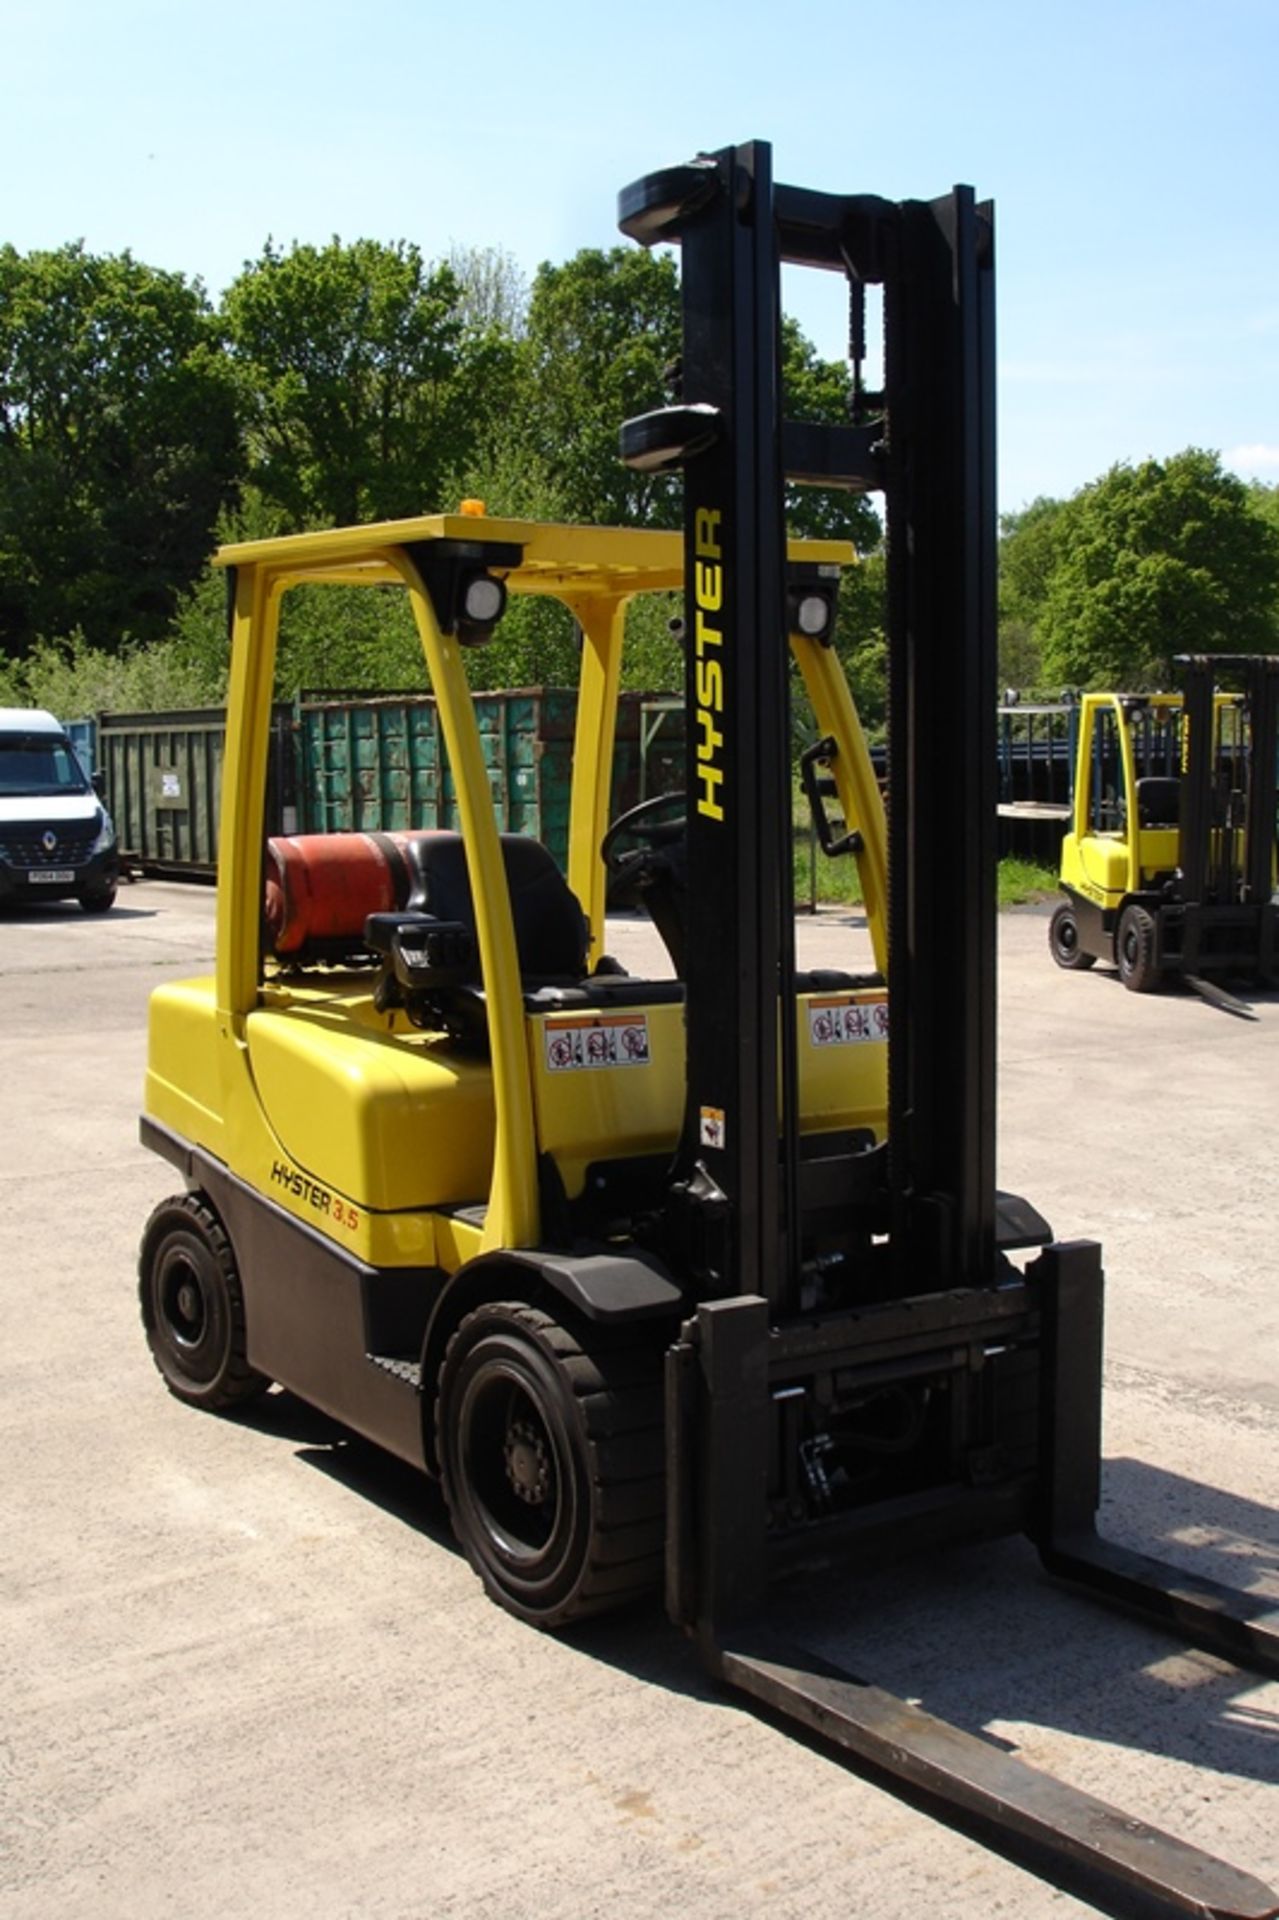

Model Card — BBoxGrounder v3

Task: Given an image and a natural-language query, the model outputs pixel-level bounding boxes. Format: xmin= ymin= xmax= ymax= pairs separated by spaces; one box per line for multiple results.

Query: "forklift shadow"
xmin=249 ymin=1391 xmax=1278 ymax=1795
xmin=242 ymin=1396 xmax=1277 ymax=1915
xmin=582 ymin=1458 xmax=1279 ymax=1795
xmin=771 ymin=1539 xmax=1277 ymax=1789
xmin=580 ymin=1527 xmax=1278 ymax=1920
xmin=236 ymin=1388 xmax=467 ymax=1554
xmin=232 ymin=1385 xmax=351 ymax=1448
xmin=1092 ymin=964 xmax=1279 ymax=1018
xmin=1102 ymin=1455 xmax=1279 ymax=1592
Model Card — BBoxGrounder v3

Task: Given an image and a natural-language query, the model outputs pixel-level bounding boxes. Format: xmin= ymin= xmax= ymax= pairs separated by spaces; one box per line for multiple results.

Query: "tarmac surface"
xmin=1 ymin=880 xmax=1276 ymax=1920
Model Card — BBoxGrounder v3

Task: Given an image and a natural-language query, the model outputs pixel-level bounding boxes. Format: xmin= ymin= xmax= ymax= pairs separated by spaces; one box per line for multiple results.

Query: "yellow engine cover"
xmin=246 ymin=992 xmax=496 ymax=1213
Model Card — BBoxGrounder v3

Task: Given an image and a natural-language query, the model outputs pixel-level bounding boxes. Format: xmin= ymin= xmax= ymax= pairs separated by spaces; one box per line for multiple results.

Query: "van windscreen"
xmin=0 ymin=733 xmax=91 ymax=798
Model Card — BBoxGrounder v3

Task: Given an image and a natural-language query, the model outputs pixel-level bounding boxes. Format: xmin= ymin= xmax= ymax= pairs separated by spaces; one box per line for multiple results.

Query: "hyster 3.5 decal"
xmin=544 ymin=1013 xmax=650 ymax=1072
xmin=807 ymin=998 xmax=889 ymax=1047
xmin=270 ymin=1159 xmax=360 ymax=1231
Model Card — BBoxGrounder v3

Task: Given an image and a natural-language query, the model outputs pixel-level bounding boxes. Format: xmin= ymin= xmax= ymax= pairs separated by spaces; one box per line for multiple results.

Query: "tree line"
xmin=999 ymin=452 xmax=1279 ymax=693
xmin=1 ymin=233 xmax=1276 ymax=725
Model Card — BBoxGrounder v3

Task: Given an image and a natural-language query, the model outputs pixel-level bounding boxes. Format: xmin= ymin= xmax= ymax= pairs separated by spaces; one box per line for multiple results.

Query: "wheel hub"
xmin=503 ymin=1418 xmax=552 ymax=1506
xmin=177 ymin=1281 xmax=200 ymax=1323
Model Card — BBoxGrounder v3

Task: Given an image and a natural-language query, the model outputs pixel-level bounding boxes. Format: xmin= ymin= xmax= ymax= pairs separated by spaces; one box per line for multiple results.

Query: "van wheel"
xmin=436 ymin=1301 xmax=664 ymax=1630
xmin=1116 ymin=903 xmax=1160 ymax=993
xmin=139 ymin=1192 xmax=270 ymax=1409
xmin=79 ymin=886 xmax=116 ymax=914
xmin=1049 ymin=903 xmax=1095 ymax=970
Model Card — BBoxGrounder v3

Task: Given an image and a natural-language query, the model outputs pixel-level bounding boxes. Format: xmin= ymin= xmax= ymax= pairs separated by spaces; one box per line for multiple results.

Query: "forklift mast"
xmin=620 ymin=141 xmax=997 ymax=1309
xmin=1179 ymin=653 xmax=1279 ymax=914
xmin=615 ymin=144 xmax=1279 ymax=1919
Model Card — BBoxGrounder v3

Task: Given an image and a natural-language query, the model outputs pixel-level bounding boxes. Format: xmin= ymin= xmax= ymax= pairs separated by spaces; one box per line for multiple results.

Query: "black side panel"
xmin=183 ymin=1145 xmax=439 ymax=1470
xmin=1059 ymin=885 xmax=1110 ymax=954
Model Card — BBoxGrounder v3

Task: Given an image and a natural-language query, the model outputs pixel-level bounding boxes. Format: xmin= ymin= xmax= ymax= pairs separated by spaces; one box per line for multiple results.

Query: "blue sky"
xmin=5 ymin=0 xmax=1277 ymax=514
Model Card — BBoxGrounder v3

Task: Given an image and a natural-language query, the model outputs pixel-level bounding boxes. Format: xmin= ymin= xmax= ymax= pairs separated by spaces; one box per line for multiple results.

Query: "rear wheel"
xmin=1116 ymin=902 xmax=1160 ymax=993
xmin=1048 ymin=902 xmax=1095 ymax=971
xmin=435 ymin=1300 xmax=664 ymax=1630
xmin=139 ymin=1192 xmax=270 ymax=1409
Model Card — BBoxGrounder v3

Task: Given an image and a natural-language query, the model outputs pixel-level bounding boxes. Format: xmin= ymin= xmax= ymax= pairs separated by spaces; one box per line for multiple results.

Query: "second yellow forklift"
xmin=1052 ymin=663 xmax=1279 ymax=998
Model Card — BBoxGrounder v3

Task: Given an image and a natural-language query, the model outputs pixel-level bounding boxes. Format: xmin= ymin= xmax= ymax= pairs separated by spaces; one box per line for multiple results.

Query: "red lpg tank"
xmin=264 ymin=833 xmax=408 ymax=954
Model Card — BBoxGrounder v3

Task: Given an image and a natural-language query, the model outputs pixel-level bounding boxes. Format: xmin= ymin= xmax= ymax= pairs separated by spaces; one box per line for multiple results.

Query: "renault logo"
xmin=42 ymin=830 xmax=57 ymax=854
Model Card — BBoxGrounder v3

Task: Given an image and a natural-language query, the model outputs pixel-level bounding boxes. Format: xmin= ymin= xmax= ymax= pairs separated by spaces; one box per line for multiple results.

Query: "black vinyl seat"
xmin=397 ymin=831 xmax=589 ymax=986
xmin=1136 ymin=777 xmax=1181 ymax=829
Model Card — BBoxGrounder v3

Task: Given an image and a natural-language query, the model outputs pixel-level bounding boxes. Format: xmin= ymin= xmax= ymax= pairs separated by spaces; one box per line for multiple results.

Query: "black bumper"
xmin=0 ymin=848 xmax=119 ymax=904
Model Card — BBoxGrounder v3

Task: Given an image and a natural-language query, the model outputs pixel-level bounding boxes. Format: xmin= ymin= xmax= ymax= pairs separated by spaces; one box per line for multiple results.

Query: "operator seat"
xmin=400 ymin=831 xmax=589 ymax=984
xmin=1136 ymin=776 xmax=1181 ymax=829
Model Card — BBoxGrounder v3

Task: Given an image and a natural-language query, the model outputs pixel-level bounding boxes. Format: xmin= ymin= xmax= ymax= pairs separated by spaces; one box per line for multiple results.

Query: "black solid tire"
xmin=1048 ymin=902 xmax=1096 ymax=971
xmin=435 ymin=1300 xmax=664 ymax=1630
xmin=1116 ymin=902 xmax=1160 ymax=993
xmin=78 ymin=886 xmax=117 ymax=914
xmin=138 ymin=1192 xmax=270 ymax=1410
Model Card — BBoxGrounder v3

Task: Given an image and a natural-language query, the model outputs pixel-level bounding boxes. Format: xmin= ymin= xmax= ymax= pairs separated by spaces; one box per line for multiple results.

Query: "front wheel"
xmin=435 ymin=1301 xmax=664 ymax=1630
xmin=78 ymin=885 xmax=117 ymax=914
xmin=1048 ymin=902 xmax=1096 ymax=971
xmin=139 ymin=1192 xmax=270 ymax=1409
xmin=1116 ymin=902 xmax=1160 ymax=993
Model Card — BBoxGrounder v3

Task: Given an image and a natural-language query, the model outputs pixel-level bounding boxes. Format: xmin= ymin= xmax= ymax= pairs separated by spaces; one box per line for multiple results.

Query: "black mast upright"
xmin=883 ymin=190 xmax=998 ymax=1287
xmin=621 ymin=143 xmax=792 ymax=1309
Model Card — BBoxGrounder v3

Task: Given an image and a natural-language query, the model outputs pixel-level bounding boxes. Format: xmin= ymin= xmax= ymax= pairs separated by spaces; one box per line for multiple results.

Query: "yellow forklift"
xmin=1052 ymin=664 xmax=1279 ymax=1000
xmin=138 ymin=141 xmax=1278 ymax=1916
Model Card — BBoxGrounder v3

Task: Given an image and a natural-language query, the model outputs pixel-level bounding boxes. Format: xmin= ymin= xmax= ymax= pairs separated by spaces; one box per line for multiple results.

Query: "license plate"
xmin=30 ymin=869 xmax=76 ymax=884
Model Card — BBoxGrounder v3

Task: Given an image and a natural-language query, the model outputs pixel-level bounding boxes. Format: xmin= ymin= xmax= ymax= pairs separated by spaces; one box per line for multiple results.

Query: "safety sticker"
xmin=807 ymin=998 xmax=889 ymax=1047
xmin=543 ymin=1012 xmax=650 ymax=1072
xmin=699 ymin=1105 xmax=726 ymax=1151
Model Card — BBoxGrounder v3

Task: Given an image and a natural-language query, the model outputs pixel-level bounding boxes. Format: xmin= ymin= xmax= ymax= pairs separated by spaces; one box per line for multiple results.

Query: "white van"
xmin=0 ymin=709 xmax=119 ymax=912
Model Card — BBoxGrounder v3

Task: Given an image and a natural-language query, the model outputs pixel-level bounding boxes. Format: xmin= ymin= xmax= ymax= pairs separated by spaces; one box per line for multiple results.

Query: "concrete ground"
xmin=1 ymin=881 xmax=1276 ymax=1920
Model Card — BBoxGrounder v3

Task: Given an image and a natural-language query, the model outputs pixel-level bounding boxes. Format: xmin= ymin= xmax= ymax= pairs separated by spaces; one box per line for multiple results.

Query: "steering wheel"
xmin=600 ymin=791 xmax=687 ymax=874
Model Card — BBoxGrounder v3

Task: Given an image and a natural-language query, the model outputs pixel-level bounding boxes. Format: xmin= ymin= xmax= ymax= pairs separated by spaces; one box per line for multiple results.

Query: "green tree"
xmin=1038 ymin=451 xmax=1279 ymax=687
xmin=446 ymin=244 xmax=529 ymax=337
xmin=517 ymin=247 xmax=683 ymax=529
xmin=1246 ymin=478 xmax=1279 ymax=557
xmin=0 ymin=243 xmax=240 ymax=657
xmin=517 ymin=249 xmax=881 ymax=552
xmin=780 ymin=317 xmax=882 ymax=554
xmin=222 ymin=238 xmax=516 ymax=530
xmin=833 ymin=549 xmax=888 ymax=737
xmin=997 ymin=495 xmax=1067 ymax=691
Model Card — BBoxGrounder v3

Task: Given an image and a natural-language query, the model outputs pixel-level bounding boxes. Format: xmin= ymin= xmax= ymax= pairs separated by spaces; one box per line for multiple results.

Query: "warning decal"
xmin=807 ymin=997 xmax=890 ymax=1047
xmin=543 ymin=1012 xmax=651 ymax=1072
